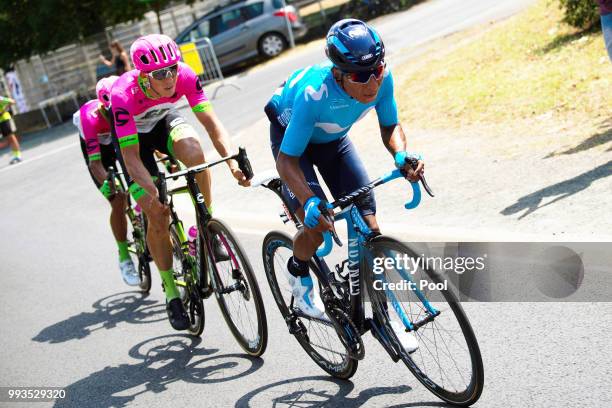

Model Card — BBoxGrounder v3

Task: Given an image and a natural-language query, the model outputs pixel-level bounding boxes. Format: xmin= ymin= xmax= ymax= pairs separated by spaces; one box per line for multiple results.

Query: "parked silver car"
xmin=175 ymin=0 xmax=308 ymax=70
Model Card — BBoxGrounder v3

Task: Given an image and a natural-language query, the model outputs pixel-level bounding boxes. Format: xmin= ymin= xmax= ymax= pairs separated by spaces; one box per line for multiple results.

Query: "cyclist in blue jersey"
xmin=265 ymin=19 xmax=425 ymax=321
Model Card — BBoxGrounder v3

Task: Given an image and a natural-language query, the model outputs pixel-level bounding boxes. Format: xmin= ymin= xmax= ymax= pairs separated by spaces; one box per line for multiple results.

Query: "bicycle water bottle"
xmin=133 ymin=204 xmax=142 ymax=230
xmin=188 ymin=225 xmax=198 ymax=257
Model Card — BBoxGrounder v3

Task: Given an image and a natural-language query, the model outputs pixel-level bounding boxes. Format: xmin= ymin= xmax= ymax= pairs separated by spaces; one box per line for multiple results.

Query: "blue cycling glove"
xmin=394 ymin=151 xmax=423 ymax=169
xmin=303 ymin=196 xmax=322 ymax=229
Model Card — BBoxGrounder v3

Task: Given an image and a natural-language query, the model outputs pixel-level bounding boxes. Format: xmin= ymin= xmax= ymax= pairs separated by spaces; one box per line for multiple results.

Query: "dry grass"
xmin=393 ymin=0 xmax=612 ymax=149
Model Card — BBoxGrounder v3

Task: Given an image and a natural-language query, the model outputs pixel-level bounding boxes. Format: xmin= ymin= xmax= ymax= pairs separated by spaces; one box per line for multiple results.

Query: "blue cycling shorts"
xmin=270 ymin=122 xmax=376 ymax=217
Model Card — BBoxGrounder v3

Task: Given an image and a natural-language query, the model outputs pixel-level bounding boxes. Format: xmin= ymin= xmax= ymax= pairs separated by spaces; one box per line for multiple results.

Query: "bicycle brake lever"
xmin=236 ymin=147 xmax=254 ymax=180
xmin=420 ymin=175 xmax=435 ymax=197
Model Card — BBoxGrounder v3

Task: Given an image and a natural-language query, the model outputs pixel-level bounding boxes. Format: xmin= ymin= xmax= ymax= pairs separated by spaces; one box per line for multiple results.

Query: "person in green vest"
xmin=0 ymin=96 xmax=22 ymax=164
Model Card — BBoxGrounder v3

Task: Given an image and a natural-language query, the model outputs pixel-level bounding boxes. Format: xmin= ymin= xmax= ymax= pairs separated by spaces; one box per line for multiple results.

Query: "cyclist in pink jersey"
xmin=111 ymin=34 xmax=249 ymax=331
xmin=73 ymin=76 xmax=140 ymax=286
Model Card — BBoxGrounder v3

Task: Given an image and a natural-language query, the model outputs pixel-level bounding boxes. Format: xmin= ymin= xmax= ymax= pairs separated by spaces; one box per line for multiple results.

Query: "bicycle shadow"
xmin=235 ymin=375 xmax=441 ymax=407
xmin=54 ymin=334 xmax=264 ymax=408
xmin=32 ymin=291 xmax=164 ymax=344
xmin=500 ymin=160 xmax=612 ymax=219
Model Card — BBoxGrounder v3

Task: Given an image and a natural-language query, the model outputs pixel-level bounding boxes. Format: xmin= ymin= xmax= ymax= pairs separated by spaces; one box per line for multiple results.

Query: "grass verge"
xmin=393 ymin=0 xmax=611 ymax=153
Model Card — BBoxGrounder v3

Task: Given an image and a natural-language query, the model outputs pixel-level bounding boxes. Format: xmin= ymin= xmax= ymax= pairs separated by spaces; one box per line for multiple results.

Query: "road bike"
xmin=257 ymin=158 xmax=484 ymax=405
xmin=155 ymin=148 xmax=268 ymax=356
xmin=107 ymin=166 xmax=152 ymax=293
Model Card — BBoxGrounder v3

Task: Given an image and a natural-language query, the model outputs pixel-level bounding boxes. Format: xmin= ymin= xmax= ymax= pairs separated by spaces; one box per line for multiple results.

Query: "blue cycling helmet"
xmin=325 ymin=19 xmax=385 ymax=72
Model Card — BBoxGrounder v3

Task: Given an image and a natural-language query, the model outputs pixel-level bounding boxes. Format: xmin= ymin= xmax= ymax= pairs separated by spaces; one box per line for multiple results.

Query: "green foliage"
xmin=557 ymin=0 xmax=600 ymax=29
xmin=0 ymin=0 xmax=183 ymax=68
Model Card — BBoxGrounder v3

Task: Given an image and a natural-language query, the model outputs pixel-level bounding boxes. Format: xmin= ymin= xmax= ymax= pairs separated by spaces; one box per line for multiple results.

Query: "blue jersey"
xmin=268 ymin=62 xmax=398 ymax=157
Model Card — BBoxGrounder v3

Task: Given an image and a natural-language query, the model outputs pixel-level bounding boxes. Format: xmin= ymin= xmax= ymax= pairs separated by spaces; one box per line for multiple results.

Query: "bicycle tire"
xmin=135 ymin=212 xmax=151 ymax=294
xmin=262 ymin=231 xmax=358 ymax=379
xmin=363 ymin=235 xmax=484 ymax=406
xmin=206 ymin=218 xmax=267 ymax=356
xmin=170 ymin=224 xmax=205 ymax=337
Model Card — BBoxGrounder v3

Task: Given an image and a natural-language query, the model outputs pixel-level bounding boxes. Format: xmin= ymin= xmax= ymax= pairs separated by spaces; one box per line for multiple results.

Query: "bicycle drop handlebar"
xmin=158 ymin=147 xmax=254 ymax=205
xmin=316 ymin=157 xmax=434 ymax=257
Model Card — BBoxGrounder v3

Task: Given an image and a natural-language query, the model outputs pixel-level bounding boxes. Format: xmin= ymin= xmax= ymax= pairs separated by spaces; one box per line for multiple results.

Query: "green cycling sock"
xmin=117 ymin=241 xmax=130 ymax=262
xmin=159 ymin=269 xmax=180 ymax=300
xmin=11 ymin=150 xmax=21 ymax=158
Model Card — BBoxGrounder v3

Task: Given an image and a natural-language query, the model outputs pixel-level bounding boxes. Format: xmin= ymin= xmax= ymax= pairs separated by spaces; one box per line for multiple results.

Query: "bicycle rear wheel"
xmin=262 ymin=231 xmax=358 ymax=379
xmin=363 ymin=235 xmax=484 ymax=406
xmin=134 ymin=211 xmax=151 ymax=294
xmin=206 ymin=218 xmax=267 ymax=356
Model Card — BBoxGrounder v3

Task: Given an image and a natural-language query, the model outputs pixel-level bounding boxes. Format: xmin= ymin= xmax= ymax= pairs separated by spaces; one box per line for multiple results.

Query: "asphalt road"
xmin=2 ymin=1 xmax=611 ymax=407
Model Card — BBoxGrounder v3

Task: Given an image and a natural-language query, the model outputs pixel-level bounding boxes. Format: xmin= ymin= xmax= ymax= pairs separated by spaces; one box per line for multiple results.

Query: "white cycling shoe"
xmin=119 ymin=259 xmax=141 ymax=286
xmin=390 ymin=321 xmax=419 ymax=353
xmin=284 ymin=266 xmax=325 ymax=319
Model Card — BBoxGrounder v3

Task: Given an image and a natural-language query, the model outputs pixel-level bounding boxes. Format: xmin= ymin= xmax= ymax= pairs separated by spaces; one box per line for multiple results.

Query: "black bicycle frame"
xmin=264 ymin=179 xmax=369 ymax=333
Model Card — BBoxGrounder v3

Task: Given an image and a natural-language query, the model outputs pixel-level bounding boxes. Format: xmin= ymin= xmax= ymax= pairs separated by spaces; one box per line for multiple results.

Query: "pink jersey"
xmin=72 ymin=100 xmax=112 ymax=160
xmin=111 ymin=62 xmax=210 ymax=148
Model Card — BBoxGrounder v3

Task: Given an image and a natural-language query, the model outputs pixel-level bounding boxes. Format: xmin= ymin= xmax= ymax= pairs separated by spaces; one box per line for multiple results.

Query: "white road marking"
xmin=0 ymin=142 xmax=78 ymax=175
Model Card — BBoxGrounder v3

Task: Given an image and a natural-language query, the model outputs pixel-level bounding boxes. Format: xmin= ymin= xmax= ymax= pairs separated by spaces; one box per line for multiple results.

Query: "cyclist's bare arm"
xmin=195 ymin=109 xmax=248 ymax=185
xmin=380 ymin=123 xmax=407 ymax=155
xmin=89 ymin=160 xmax=108 ymax=186
xmin=121 ymin=144 xmax=158 ymax=199
xmin=195 ymin=110 xmax=233 ymax=159
xmin=380 ymin=123 xmax=424 ymax=181
xmin=276 ymin=152 xmax=318 ymax=208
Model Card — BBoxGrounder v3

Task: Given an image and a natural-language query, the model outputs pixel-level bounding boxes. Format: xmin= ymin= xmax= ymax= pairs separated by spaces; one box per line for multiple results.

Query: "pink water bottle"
xmin=188 ymin=226 xmax=198 ymax=257
xmin=133 ymin=204 xmax=142 ymax=229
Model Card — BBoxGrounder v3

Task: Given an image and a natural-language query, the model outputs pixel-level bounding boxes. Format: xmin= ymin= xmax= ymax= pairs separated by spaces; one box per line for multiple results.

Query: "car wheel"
xmin=259 ymin=33 xmax=286 ymax=58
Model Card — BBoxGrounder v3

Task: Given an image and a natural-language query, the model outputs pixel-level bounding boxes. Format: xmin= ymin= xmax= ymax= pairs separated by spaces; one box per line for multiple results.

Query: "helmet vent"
xmin=140 ymin=55 xmax=149 ymax=65
xmin=149 ymin=49 xmax=158 ymax=63
xmin=159 ymin=46 xmax=167 ymax=61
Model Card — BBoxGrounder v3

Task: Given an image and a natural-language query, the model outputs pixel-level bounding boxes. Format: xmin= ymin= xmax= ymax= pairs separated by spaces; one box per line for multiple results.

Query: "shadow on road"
xmin=500 ymin=160 xmax=612 ymax=219
xmin=544 ymin=118 xmax=612 ymax=158
xmin=54 ymin=334 xmax=263 ymax=408
xmin=32 ymin=291 xmax=164 ymax=344
xmin=235 ymin=375 xmax=443 ymax=407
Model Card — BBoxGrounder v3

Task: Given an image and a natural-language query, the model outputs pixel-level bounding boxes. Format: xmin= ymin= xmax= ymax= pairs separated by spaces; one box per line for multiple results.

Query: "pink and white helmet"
xmin=96 ymin=75 xmax=119 ymax=109
xmin=130 ymin=34 xmax=181 ymax=72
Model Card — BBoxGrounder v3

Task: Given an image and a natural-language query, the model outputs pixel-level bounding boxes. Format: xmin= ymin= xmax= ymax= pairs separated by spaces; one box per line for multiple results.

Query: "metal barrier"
xmin=180 ymin=37 xmax=240 ymax=99
xmin=38 ymin=91 xmax=79 ymax=128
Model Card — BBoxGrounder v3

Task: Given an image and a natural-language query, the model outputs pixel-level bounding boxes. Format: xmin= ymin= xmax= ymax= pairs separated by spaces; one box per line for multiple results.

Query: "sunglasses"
xmin=344 ymin=62 xmax=386 ymax=84
xmin=148 ymin=64 xmax=178 ymax=81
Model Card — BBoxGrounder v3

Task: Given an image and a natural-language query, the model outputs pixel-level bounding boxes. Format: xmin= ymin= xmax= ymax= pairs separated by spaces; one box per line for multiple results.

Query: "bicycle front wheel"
xmin=206 ymin=218 xmax=267 ymax=356
xmin=363 ymin=235 xmax=484 ymax=406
